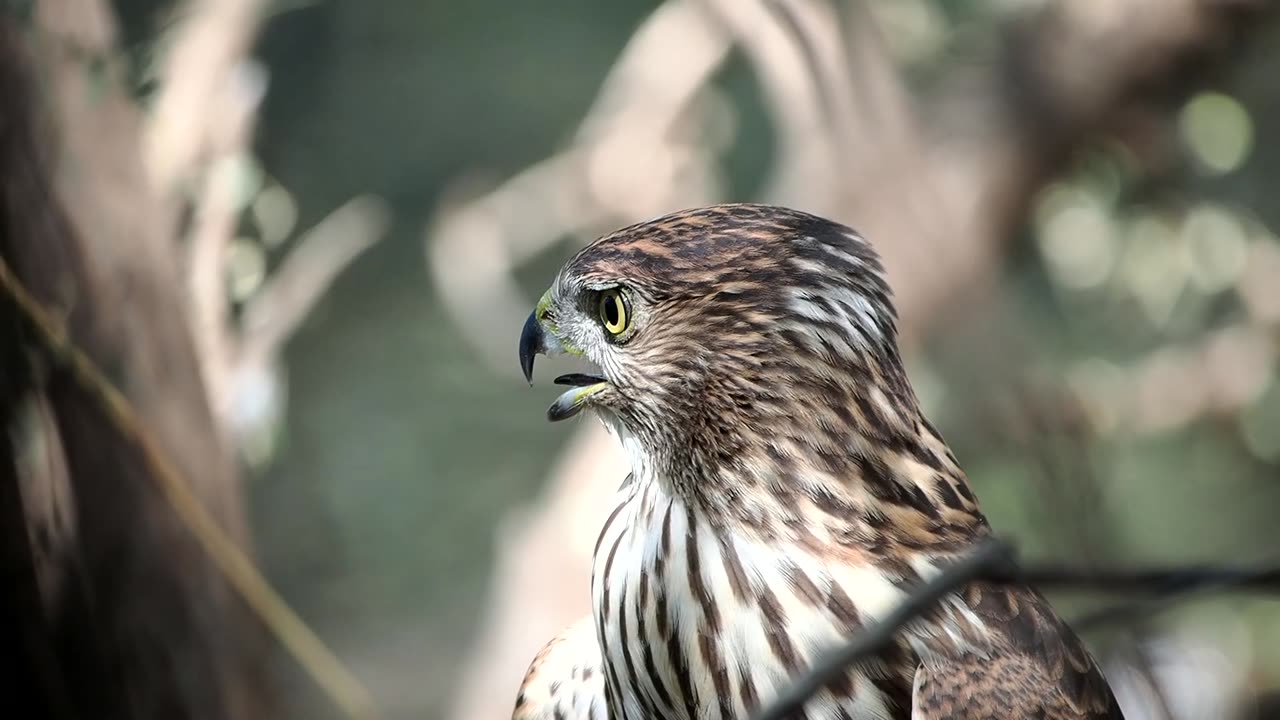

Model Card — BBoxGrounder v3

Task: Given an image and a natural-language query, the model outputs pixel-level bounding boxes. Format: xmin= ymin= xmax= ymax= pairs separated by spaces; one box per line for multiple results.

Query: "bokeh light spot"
xmin=1179 ymin=92 xmax=1253 ymax=175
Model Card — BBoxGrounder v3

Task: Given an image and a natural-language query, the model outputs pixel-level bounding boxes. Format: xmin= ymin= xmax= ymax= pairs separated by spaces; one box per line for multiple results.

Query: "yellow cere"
xmin=535 ymin=289 xmax=555 ymax=326
xmin=536 ymin=288 xmax=585 ymax=356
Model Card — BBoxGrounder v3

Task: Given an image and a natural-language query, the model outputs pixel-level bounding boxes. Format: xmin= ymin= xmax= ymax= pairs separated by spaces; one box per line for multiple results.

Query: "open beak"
xmin=519 ymin=310 xmax=608 ymax=422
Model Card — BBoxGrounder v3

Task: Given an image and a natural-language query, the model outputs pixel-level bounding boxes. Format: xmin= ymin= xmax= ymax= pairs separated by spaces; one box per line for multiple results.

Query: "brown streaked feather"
xmin=936 ymin=584 xmax=1126 ymax=717
xmin=913 ymin=651 xmax=1114 ymax=716
xmin=910 ymin=583 xmax=1122 ymax=719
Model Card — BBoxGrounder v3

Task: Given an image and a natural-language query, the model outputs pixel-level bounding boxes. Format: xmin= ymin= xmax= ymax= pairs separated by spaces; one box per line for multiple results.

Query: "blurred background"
xmin=3 ymin=0 xmax=1280 ymax=719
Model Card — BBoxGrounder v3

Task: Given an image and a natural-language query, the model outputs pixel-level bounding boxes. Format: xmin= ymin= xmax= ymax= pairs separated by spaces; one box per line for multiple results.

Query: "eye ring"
xmin=597 ymin=289 xmax=630 ymax=336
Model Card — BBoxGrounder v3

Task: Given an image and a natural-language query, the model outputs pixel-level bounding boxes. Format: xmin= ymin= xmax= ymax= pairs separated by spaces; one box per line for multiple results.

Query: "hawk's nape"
xmin=512 ymin=204 xmax=1124 ymax=720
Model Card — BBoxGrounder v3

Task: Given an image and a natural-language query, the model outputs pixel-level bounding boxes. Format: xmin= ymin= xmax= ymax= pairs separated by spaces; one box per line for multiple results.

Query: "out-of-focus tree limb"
xmin=0 ymin=0 xmax=269 ymax=715
xmin=0 ymin=270 xmax=74 ymax=720
xmin=215 ymin=193 xmax=390 ymax=452
xmin=0 ymin=256 xmax=379 ymax=720
xmin=31 ymin=0 xmax=251 ymax=544
xmin=144 ymin=0 xmax=265 ymax=206
xmin=831 ymin=0 xmax=1273 ymax=343
xmin=440 ymin=3 xmax=1275 ymax=720
xmin=427 ymin=0 xmax=732 ymax=380
xmin=186 ymin=59 xmax=266 ymax=437
xmin=753 ymin=538 xmax=1280 ymax=720
xmin=3 ymin=0 xmax=387 ymax=715
xmin=145 ymin=0 xmax=385 ymax=453
xmin=238 ymin=195 xmax=391 ymax=374
xmin=700 ymin=0 xmax=838 ymax=209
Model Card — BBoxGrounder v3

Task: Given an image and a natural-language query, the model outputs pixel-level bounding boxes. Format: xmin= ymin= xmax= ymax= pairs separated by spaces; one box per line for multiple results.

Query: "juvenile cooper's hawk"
xmin=513 ymin=205 xmax=1123 ymax=720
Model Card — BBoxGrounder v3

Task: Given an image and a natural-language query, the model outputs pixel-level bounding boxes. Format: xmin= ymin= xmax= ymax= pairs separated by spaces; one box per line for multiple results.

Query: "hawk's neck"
xmin=601 ymin=403 xmax=991 ymax=558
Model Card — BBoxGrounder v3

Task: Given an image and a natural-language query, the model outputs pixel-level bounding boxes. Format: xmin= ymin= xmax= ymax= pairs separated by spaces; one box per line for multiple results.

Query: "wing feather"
xmin=912 ymin=584 xmax=1125 ymax=719
xmin=514 ymin=617 xmax=608 ymax=720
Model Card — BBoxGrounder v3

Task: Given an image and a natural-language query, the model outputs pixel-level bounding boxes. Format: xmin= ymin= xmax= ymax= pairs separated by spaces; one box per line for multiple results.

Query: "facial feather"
xmin=534 ymin=204 xmax=983 ymax=547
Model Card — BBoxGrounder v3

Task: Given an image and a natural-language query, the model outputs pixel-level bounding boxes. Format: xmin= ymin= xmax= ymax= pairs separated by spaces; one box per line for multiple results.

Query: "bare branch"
xmin=238 ymin=194 xmax=391 ymax=372
xmin=767 ymin=0 xmax=923 ymax=181
xmin=896 ymin=0 xmax=1275 ymax=338
xmin=185 ymin=61 xmax=266 ymax=433
xmin=699 ymin=0 xmax=837 ymax=210
xmin=426 ymin=0 xmax=732 ymax=379
xmin=144 ymin=0 xmax=266 ymax=202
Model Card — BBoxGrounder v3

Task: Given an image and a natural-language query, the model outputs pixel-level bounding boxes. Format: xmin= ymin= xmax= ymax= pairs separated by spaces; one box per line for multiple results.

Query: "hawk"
xmin=512 ymin=204 xmax=1123 ymax=720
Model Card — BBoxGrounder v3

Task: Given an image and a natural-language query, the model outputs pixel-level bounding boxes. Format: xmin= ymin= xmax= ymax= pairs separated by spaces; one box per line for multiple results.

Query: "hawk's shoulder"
xmin=913 ymin=583 xmax=1124 ymax=719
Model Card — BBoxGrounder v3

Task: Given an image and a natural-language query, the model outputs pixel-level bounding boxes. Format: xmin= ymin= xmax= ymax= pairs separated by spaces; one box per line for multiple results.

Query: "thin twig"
xmin=1067 ymin=562 xmax=1280 ymax=631
xmin=0 ymin=257 xmax=378 ymax=720
xmin=1003 ymin=564 xmax=1280 ymax=595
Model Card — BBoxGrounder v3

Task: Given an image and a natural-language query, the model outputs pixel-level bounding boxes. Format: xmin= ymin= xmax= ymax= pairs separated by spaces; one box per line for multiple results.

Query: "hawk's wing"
xmin=912 ymin=584 xmax=1125 ymax=719
xmin=513 ymin=616 xmax=608 ymax=720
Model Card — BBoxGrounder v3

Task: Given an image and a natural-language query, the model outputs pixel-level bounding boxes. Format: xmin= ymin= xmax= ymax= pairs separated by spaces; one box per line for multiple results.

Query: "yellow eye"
xmin=598 ymin=289 xmax=630 ymax=336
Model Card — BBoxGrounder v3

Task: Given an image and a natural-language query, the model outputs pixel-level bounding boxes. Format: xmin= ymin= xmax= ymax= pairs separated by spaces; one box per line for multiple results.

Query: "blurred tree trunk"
xmin=0 ymin=2 xmax=268 ymax=718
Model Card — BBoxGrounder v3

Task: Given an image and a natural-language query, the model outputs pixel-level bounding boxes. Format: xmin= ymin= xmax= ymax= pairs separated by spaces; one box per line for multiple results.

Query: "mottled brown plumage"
xmin=513 ymin=204 xmax=1123 ymax=720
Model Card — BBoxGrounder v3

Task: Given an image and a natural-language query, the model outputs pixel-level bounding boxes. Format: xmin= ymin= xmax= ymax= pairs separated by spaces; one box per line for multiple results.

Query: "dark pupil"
xmin=603 ymin=295 xmax=620 ymax=326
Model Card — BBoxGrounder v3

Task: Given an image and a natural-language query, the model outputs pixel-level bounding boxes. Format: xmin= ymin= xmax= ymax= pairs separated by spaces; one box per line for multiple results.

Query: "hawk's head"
xmin=519 ymin=204 xmax=933 ymax=510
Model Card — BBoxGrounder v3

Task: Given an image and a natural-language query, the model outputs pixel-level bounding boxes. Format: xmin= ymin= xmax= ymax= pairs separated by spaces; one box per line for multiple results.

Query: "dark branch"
xmin=997 ymin=564 xmax=1280 ymax=594
xmin=1065 ymin=562 xmax=1280 ymax=631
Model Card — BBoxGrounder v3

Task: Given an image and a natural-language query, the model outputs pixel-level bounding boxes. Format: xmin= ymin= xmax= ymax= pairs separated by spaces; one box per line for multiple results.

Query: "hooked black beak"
xmin=519 ymin=309 xmax=609 ymax=421
xmin=519 ymin=311 xmax=541 ymax=384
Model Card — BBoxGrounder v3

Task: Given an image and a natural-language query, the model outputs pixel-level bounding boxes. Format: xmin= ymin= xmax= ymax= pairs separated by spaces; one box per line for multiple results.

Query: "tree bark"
xmin=0 ymin=4 xmax=268 ymax=717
